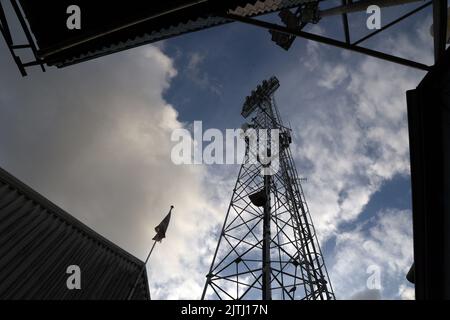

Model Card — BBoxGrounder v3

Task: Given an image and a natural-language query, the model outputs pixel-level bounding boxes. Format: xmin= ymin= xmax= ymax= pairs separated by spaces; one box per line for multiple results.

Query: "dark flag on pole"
xmin=152 ymin=205 xmax=173 ymax=242
xmin=128 ymin=205 xmax=173 ymax=300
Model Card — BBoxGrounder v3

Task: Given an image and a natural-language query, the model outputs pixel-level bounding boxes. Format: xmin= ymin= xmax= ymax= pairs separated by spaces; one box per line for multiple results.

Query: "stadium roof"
xmin=0 ymin=166 xmax=150 ymax=300
xmin=16 ymin=0 xmax=312 ymax=67
xmin=2 ymin=0 xmax=436 ymax=75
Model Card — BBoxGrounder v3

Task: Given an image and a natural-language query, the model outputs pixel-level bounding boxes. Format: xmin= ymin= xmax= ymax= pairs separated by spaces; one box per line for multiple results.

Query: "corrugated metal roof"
xmin=0 ymin=166 xmax=150 ymax=300
xmin=17 ymin=0 xmax=314 ymax=67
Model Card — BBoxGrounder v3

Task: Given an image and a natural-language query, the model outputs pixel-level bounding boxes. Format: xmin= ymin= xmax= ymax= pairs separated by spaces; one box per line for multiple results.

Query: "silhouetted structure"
xmin=0 ymin=0 xmax=308 ymax=74
xmin=1 ymin=1 xmax=443 ymax=76
xmin=202 ymin=77 xmax=334 ymax=300
xmin=407 ymin=46 xmax=450 ymax=300
xmin=0 ymin=166 xmax=150 ymax=300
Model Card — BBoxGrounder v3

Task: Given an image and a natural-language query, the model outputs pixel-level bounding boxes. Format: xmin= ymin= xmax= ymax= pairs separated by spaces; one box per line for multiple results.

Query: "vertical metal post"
xmin=262 ymin=174 xmax=272 ymax=300
xmin=127 ymin=240 xmax=157 ymax=300
xmin=432 ymin=0 xmax=447 ymax=63
xmin=341 ymin=0 xmax=350 ymax=44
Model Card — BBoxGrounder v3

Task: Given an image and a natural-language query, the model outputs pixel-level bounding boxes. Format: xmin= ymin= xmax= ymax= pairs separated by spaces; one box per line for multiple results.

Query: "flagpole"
xmin=127 ymin=205 xmax=173 ymax=300
xmin=127 ymin=240 xmax=157 ymax=300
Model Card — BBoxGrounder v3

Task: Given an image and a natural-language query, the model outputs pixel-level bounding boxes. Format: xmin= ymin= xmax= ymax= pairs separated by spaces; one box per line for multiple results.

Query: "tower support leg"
xmin=262 ymin=175 xmax=272 ymax=300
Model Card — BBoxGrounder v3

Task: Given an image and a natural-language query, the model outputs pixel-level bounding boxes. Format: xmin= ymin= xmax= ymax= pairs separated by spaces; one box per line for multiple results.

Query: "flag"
xmin=152 ymin=206 xmax=173 ymax=242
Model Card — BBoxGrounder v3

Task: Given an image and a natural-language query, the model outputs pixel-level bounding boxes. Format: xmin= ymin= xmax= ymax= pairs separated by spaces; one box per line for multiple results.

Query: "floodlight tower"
xmin=202 ymin=77 xmax=335 ymax=300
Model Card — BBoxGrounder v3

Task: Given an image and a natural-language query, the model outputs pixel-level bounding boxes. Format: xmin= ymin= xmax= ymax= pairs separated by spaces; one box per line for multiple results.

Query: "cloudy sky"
xmin=0 ymin=1 xmax=441 ymax=299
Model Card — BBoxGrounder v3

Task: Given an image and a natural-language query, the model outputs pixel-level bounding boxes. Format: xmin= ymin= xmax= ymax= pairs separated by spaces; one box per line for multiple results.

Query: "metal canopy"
xmin=0 ymin=0 xmax=446 ymax=75
xmin=0 ymin=0 xmax=311 ymax=74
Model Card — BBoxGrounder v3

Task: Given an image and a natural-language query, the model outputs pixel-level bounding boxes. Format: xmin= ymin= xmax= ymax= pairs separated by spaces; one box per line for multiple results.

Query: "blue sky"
xmin=0 ymin=1 xmax=442 ymax=299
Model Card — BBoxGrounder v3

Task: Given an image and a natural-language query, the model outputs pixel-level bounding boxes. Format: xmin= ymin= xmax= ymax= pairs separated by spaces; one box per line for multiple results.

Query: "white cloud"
xmin=331 ymin=209 xmax=414 ymax=299
xmin=398 ymin=284 xmax=415 ymax=300
xmin=318 ymin=64 xmax=349 ymax=89
xmin=0 ymin=45 xmax=225 ymax=299
xmin=278 ymin=18 xmax=428 ymax=243
xmin=349 ymin=289 xmax=382 ymax=300
xmin=185 ymin=52 xmax=223 ymax=95
xmin=272 ymin=16 xmax=432 ymax=299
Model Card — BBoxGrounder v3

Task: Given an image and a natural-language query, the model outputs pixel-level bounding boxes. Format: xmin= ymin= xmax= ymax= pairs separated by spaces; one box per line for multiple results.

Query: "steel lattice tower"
xmin=201 ymin=76 xmax=335 ymax=300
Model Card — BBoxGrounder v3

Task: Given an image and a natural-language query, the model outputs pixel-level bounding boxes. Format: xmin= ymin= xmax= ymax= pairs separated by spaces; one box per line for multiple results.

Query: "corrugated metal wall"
xmin=0 ymin=167 xmax=150 ymax=300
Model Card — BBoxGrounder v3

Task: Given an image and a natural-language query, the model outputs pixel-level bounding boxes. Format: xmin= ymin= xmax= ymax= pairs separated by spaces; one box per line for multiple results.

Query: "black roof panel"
xmin=17 ymin=0 xmax=310 ymax=67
